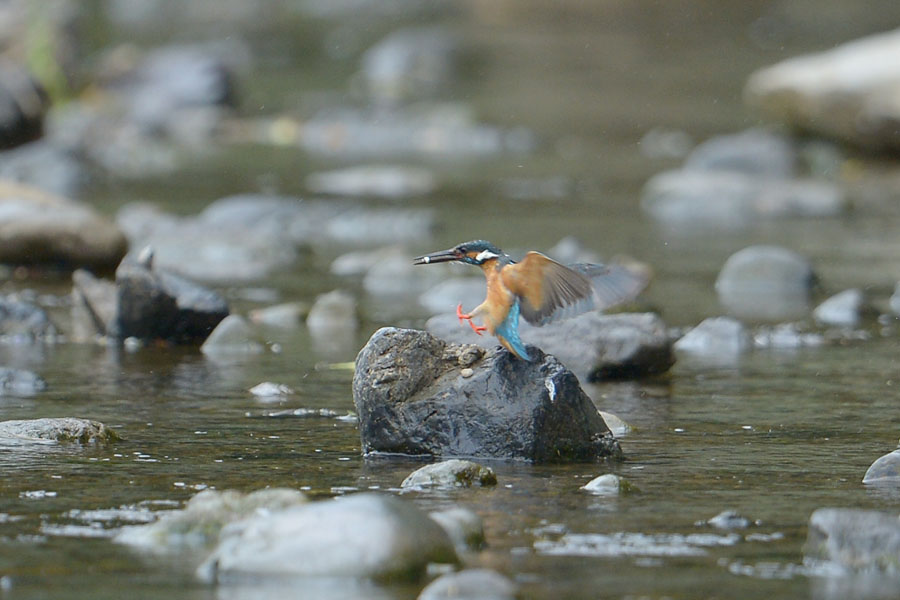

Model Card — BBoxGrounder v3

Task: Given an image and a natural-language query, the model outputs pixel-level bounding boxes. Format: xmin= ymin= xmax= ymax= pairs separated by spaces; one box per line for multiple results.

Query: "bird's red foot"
xmin=456 ymin=303 xmax=487 ymax=336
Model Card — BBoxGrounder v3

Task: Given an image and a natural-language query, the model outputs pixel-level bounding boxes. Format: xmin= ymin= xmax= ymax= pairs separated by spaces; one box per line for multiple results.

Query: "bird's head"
xmin=413 ymin=240 xmax=504 ymax=266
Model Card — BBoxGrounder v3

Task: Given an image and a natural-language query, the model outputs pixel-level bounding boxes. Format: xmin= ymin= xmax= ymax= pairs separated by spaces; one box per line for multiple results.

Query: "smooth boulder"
xmin=426 ymin=312 xmax=674 ymax=383
xmin=674 ymin=317 xmax=751 ymax=358
xmin=117 ymin=488 xmax=307 ymax=550
xmin=745 ymin=28 xmax=900 ymax=151
xmin=862 ymin=449 xmax=900 ymax=484
xmin=197 ymin=493 xmax=458 ymax=582
xmin=0 ymin=180 xmax=127 ymax=270
xmin=813 ymin=288 xmax=870 ymax=327
xmin=715 ymin=245 xmax=816 ymax=322
xmin=353 ymin=327 xmax=622 ymax=462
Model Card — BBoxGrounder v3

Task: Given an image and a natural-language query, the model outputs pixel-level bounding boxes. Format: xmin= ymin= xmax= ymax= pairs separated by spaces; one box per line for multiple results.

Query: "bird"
xmin=413 ymin=240 xmax=648 ymax=360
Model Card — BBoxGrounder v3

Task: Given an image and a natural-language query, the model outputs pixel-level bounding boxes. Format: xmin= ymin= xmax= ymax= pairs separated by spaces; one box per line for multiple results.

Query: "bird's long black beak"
xmin=413 ymin=248 xmax=460 ymax=265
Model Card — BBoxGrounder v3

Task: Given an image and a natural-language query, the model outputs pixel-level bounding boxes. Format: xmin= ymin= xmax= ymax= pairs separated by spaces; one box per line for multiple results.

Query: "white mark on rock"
xmin=545 ymin=378 xmax=557 ymax=402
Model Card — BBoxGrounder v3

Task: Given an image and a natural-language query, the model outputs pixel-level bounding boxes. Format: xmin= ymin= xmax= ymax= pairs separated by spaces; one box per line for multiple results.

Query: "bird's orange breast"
xmin=479 ymin=259 xmax=515 ymax=334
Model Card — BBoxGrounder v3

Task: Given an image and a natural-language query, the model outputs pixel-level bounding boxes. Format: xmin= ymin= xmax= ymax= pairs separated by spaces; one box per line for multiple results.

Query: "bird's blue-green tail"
xmin=495 ymin=300 xmax=531 ymax=360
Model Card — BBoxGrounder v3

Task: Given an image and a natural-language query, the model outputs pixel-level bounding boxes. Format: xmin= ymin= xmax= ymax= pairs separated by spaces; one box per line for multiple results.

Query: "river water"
xmin=3 ymin=1 xmax=900 ymax=599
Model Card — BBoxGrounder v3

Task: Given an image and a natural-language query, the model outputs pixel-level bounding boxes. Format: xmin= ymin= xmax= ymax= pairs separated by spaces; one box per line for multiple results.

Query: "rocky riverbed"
xmin=2 ymin=2 xmax=900 ymax=600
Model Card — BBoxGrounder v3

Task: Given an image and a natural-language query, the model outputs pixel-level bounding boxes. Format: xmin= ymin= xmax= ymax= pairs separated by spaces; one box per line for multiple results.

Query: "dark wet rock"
xmin=641 ymin=170 xmax=845 ymax=226
xmin=0 ymin=418 xmax=119 ymax=444
xmin=306 ymin=165 xmax=436 ymax=198
xmin=0 ymin=180 xmax=127 ymax=270
xmin=683 ymin=128 xmax=795 ymax=177
xmin=419 ymin=278 xmax=485 ymax=315
xmin=197 ymin=493 xmax=458 ymax=582
xmin=0 ymin=367 xmax=46 ymax=396
xmin=296 ymin=105 xmax=535 ymax=158
xmin=752 ymin=323 xmax=825 ymax=349
xmin=417 ymin=569 xmax=517 ymax=600
xmin=427 ymin=312 xmax=674 ymax=383
xmin=0 ymin=61 xmax=47 ymax=149
xmin=813 ymin=289 xmax=871 ymax=327
xmin=705 ymin=510 xmax=752 ymax=530
xmin=116 ymin=488 xmax=307 ymax=550
xmin=581 ymin=474 xmax=638 ymax=496
xmin=115 ymin=253 xmax=229 ymax=343
xmin=200 ymin=315 xmax=263 ymax=356
xmin=248 ymin=301 xmax=308 ymax=329
xmin=428 ymin=507 xmax=485 ymax=551
xmin=863 ymin=449 xmax=900 ymax=484
xmin=715 ymin=245 xmax=816 ymax=322
xmin=353 ymin=327 xmax=622 ymax=462
xmin=0 ymin=140 xmax=87 ymax=197
xmin=805 ymin=508 xmax=900 ymax=572
xmin=0 ymin=295 xmax=57 ymax=342
xmin=674 ymin=317 xmax=751 ymax=357
xmin=746 ymin=29 xmax=900 ymax=151
xmin=360 ymin=27 xmax=457 ymax=105
xmin=401 ymin=459 xmax=497 ymax=490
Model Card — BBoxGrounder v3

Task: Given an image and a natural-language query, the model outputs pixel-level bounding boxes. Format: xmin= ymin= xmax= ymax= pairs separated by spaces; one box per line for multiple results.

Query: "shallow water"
xmin=4 ymin=1 xmax=900 ymax=599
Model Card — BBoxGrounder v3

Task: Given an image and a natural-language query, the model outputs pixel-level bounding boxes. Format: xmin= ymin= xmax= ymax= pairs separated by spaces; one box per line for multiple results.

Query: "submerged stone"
xmin=0 ymin=295 xmax=57 ymax=342
xmin=353 ymin=327 xmax=621 ymax=462
xmin=581 ymin=474 xmax=638 ymax=496
xmin=417 ymin=568 xmax=517 ymax=600
xmin=0 ymin=418 xmax=119 ymax=444
xmin=401 ymin=459 xmax=497 ymax=490
xmin=197 ymin=493 xmax=458 ymax=582
xmin=427 ymin=507 xmax=485 ymax=551
xmin=805 ymin=508 xmax=900 ymax=572
xmin=0 ymin=367 xmax=46 ymax=396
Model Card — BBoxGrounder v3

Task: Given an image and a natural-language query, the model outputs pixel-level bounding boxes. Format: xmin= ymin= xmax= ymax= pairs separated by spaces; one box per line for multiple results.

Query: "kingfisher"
xmin=413 ymin=240 xmax=648 ymax=360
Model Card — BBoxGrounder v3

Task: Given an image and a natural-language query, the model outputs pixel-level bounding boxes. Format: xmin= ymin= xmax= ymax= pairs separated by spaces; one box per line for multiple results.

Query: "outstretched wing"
xmin=502 ymin=251 xmax=646 ymax=326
